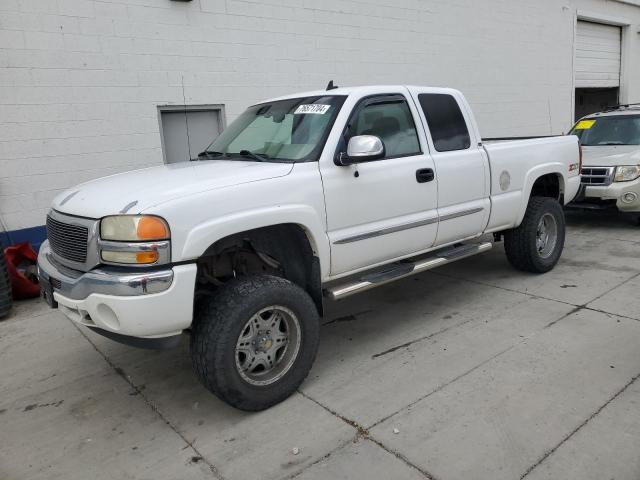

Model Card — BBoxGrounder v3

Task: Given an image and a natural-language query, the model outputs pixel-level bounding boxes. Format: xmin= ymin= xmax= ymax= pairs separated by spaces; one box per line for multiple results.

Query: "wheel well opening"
xmin=531 ymin=173 xmax=562 ymax=201
xmin=196 ymin=224 xmax=322 ymax=314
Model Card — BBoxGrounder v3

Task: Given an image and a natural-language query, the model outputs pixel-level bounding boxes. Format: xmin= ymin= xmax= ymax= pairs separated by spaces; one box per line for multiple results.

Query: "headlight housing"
xmin=99 ymin=215 xmax=170 ymax=266
xmin=101 ymin=215 xmax=170 ymax=241
xmin=614 ymin=165 xmax=640 ymax=182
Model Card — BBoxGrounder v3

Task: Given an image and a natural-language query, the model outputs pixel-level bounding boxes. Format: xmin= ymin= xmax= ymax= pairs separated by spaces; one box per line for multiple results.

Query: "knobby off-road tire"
xmin=0 ymin=248 xmax=12 ymax=319
xmin=190 ymin=275 xmax=319 ymax=411
xmin=504 ymin=196 xmax=566 ymax=273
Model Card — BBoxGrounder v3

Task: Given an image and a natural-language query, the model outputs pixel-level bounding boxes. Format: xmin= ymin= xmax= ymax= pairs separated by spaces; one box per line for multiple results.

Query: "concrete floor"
xmin=1 ymin=210 xmax=640 ymax=480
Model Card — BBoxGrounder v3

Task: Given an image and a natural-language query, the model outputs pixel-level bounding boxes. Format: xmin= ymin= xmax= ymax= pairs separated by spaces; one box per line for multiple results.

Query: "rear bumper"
xmin=37 ymin=241 xmax=197 ymax=340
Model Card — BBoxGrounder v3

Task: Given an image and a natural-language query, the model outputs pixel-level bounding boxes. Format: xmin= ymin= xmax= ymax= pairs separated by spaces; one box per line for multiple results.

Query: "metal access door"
xmin=575 ymin=21 xmax=621 ymax=88
xmin=159 ymin=107 xmax=224 ymax=163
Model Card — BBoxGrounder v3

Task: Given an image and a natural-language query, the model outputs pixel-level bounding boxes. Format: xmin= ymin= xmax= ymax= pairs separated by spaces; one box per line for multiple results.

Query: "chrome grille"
xmin=581 ymin=166 xmax=614 ymax=186
xmin=46 ymin=215 xmax=89 ymax=263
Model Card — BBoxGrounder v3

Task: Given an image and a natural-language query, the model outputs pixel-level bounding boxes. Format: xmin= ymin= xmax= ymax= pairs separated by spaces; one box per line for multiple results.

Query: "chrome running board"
xmin=325 ymin=241 xmax=493 ymax=301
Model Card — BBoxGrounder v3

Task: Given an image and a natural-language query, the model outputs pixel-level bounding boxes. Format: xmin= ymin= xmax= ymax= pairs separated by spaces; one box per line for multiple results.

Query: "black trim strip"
xmin=171 ymin=259 xmax=198 ymax=267
xmin=87 ymin=327 xmax=183 ymax=350
xmin=438 ymin=207 xmax=484 ymax=222
xmin=333 ymin=207 xmax=484 ymax=245
xmin=334 ymin=217 xmax=438 ymax=245
xmin=482 ymin=135 xmax=563 ymax=141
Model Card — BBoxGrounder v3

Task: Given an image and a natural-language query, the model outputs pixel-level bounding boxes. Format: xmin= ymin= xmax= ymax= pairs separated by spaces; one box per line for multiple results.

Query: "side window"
xmin=349 ymin=97 xmax=421 ymax=158
xmin=418 ymin=94 xmax=471 ymax=152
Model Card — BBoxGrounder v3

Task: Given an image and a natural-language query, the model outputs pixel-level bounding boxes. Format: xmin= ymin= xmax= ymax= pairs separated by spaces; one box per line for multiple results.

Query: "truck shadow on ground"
xmin=87 ymin=267 xmax=497 ymax=421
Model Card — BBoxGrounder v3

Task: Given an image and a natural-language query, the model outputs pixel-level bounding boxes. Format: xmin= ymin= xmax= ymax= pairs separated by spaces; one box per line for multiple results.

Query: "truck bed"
xmin=481 ymin=135 xmax=581 ymax=233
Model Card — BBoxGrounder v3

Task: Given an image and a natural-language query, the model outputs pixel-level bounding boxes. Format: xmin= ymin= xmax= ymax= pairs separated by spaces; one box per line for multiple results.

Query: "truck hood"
xmin=52 ymin=160 xmax=294 ymax=219
xmin=582 ymin=145 xmax=640 ymax=167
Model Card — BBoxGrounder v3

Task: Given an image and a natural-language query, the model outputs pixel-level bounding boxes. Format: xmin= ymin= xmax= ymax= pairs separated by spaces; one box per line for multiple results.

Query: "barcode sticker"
xmin=294 ymin=104 xmax=331 ymax=115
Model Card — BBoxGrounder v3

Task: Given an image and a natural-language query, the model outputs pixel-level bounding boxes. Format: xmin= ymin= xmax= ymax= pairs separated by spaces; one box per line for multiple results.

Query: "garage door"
xmin=575 ymin=21 xmax=621 ymax=88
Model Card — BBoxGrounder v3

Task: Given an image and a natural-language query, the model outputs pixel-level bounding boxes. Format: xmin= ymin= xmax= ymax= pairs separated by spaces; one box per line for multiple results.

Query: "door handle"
xmin=416 ymin=168 xmax=435 ymax=183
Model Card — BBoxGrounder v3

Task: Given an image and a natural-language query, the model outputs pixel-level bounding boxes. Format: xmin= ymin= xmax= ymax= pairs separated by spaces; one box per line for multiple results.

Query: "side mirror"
xmin=336 ymin=135 xmax=385 ymax=166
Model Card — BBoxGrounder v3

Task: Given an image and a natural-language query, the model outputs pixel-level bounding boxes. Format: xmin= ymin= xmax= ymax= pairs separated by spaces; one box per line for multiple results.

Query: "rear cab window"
xmin=418 ymin=93 xmax=471 ymax=152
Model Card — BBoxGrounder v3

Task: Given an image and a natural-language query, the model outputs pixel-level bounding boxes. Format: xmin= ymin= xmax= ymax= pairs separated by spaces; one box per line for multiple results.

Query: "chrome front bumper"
xmin=37 ymin=240 xmax=173 ymax=301
xmin=37 ymin=240 xmax=197 ymax=341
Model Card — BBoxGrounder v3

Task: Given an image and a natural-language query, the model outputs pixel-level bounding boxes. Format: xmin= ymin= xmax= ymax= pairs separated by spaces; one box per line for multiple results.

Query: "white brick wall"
xmin=1 ymin=0 xmax=639 ymax=231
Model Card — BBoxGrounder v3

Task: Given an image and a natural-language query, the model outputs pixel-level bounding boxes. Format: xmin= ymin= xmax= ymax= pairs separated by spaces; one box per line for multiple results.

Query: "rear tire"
xmin=0 ymin=248 xmax=12 ymax=319
xmin=190 ymin=275 xmax=319 ymax=411
xmin=504 ymin=196 xmax=565 ymax=273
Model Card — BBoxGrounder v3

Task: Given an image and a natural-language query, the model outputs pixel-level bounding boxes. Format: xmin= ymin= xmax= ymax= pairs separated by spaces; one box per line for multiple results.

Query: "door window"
xmin=418 ymin=94 xmax=471 ymax=152
xmin=348 ymin=96 xmax=421 ymax=158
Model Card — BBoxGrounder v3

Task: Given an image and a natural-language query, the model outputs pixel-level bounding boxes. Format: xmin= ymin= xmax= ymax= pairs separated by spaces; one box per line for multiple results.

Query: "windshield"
xmin=570 ymin=115 xmax=640 ymax=146
xmin=203 ymin=95 xmax=346 ymax=162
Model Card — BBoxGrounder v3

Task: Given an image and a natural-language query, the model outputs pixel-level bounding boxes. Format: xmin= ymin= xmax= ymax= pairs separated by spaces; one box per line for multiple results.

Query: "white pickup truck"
xmin=38 ymin=85 xmax=581 ymax=410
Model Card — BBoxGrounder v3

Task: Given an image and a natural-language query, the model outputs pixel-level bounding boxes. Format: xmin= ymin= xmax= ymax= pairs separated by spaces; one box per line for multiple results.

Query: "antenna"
xmin=326 ymin=80 xmax=338 ymax=91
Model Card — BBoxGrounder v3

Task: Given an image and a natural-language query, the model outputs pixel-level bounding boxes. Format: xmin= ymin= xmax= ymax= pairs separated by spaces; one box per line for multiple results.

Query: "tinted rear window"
xmin=418 ymin=94 xmax=471 ymax=152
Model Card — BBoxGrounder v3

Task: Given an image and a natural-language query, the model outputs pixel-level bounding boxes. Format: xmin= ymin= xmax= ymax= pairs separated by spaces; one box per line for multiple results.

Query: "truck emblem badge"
xmin=500 ymin=171 xmax=511 ymax=191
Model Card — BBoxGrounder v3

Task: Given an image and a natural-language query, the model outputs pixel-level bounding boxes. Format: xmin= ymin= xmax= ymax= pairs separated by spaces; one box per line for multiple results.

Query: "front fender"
xmin=180 ymin=204 xmax=331 ymax=278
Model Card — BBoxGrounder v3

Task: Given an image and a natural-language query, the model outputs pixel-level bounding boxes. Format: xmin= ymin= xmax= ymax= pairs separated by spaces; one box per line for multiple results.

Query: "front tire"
xmin=190 ymin=275 xmax=319 ymax=411
xmin=504 ymin=196 xmax=565 ymax=273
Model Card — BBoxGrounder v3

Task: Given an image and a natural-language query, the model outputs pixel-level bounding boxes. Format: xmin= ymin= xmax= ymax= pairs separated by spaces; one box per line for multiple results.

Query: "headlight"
xmin=614 ymin=166 xmax=640 ymax=182
xmin=100 ymin=215 xmax=170 ymax=266
xmin=101 ymin=215 xmax=170 ymax=241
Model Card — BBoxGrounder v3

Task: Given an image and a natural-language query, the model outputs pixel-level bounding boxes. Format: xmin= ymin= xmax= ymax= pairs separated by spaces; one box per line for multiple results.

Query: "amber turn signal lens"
xmin=135 ymin=251 xmax=159 ymax=264
xmin=102 ymin=250 xmax=159 ymax=264
xmin=136 ymin=216 xmax=169 ymax=240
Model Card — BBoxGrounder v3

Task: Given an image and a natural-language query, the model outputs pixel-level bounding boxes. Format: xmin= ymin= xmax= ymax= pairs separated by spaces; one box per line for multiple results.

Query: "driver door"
xmin=319 ymin=91 xmax=439 ymax=276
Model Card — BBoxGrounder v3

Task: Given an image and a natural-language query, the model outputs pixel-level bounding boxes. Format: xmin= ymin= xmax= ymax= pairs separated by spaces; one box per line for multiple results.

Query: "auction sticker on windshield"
xmin=294 ymin=104 xmax=331 ymax=114
xmin=575 ymin=119 xmax=596 ymax=130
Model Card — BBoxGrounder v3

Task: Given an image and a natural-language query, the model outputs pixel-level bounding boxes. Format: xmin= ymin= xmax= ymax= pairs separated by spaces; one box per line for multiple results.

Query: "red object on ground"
xmin=5 ymin=242 xmax=40 ymax=299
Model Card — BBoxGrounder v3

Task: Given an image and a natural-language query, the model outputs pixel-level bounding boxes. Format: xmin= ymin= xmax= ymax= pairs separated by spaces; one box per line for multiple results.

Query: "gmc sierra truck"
xmin=38 ymin=85 xmax=581 ymax=410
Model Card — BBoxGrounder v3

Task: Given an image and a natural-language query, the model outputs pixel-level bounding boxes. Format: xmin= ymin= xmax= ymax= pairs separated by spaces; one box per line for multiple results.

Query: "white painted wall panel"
xmin=575 ymin=21 xmax=621 ymax=87
xmin=0 ymin=0 xmax=639 ymax=232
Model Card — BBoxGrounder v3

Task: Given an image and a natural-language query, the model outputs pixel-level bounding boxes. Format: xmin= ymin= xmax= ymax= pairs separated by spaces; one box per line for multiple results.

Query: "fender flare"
xmin=180 ymin=204 xmax=330 ymax=278
xmin=516 ymin=164 xmax=566 ymax=226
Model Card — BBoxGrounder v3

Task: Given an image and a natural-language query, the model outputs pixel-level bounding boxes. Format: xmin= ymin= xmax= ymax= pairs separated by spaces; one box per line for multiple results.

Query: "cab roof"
xmin=258 ymin=85 xmax=459 ymax=104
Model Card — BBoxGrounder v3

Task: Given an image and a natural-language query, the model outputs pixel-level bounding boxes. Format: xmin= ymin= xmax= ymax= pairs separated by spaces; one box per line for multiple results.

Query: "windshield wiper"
xmin=197 ymin=150 xmax=225 ymax=159
xmin=239 ymin=149 xmax=269 ymax=162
